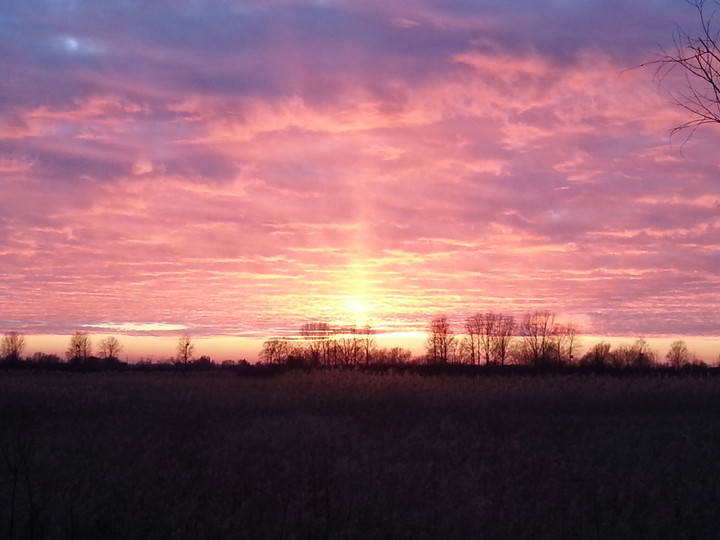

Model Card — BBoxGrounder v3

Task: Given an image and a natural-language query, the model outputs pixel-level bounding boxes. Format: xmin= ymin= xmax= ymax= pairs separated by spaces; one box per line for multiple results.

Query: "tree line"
xmin=259 ymin=322 xmax=412 ymax=367
xmin=0 ymin=331 xmax=128 ymax=368
xmin=426 ymin=310 xmax=706 ymax=370
xmin=0 ymin=331 xmax=221 ymax=370
xmin=0 ymin=311 xmax=712 ymax=373
xmin=258 ymin=310 xmax=710 ymax=371
xmin=254 ymin=311 xmax=579 ymax=368
xmin=257 ymin=311 xmax=584 ymax=368
xmin=424 ymin=311 xmax=580 ymax=367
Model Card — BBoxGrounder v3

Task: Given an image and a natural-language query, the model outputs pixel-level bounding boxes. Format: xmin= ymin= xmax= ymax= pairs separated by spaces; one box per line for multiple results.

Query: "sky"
xmin=1 ymin=0 xmax=719 ymax=361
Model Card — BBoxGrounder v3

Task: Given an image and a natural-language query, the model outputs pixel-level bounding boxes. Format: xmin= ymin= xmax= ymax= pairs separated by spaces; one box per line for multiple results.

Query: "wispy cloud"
xmin=1 ymin=0 xmax=719 ymax=342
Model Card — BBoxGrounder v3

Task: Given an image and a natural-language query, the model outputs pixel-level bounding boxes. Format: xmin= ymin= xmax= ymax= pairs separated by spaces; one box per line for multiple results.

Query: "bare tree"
xmin=335 ymin=326 xmax=364 ymax=366
xmin=666 ymin=339 xmax=691 ymax=369
xmin=462 ymin=312 xmax=513 ymax=366
xmin=176 ymin=334 xmax=195 ymax=367
xmin=492 ymin=314 xmax=515 ymax=366
xmin=462 ymin=314 xmax=482 ymax=365
xmin=66 ymin=331 xmax=92 ymax=362
xmin=518 ymin=311 xmax=557 ymax=367
xmin=632 ymin=338 xmax=657 ymax=368
xmin=331 ymin=325 xmax=375 ymax=366
xmin=551 ymin=322 xmax=581 ymax=365
xmin=647 ymin=0 xmax=720 ymax=136
xmin=613 ymin=338 xmax=657 ymax=369
xmin=478 ymin=312 xmax=498 ymax=365
xmin=426 ymin=315 xmax=455 ymax=364
xmin=1 ymin=331 xmax=26 ymax=363
xmin=610 ymin=344 xmax=632 ymax=369
xmin=360 ymin=325 xmax=376 ymax=366
xmin=98 ymin=336 xmax=122 ymax=361
xmin=580 ymin=341 xmax=613 ymax=368
xmin=563 ymin=322 xmax=581 ymax=365
xmin=386 ymin=347 xmax=413 ymax=364
xmin=300 ymin=322 xmax=333 ymax=367
xmin=260 ymin=338 xmax=293 ymax=364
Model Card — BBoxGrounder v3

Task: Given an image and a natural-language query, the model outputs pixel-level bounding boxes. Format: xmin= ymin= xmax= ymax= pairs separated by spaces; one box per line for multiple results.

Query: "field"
xmin=2 ymin=370 xmax=720 ymax=539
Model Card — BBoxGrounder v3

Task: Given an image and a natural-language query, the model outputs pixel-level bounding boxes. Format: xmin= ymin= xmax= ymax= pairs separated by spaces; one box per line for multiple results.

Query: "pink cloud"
xmin=1 ymin=1 xmax=719 ymax=354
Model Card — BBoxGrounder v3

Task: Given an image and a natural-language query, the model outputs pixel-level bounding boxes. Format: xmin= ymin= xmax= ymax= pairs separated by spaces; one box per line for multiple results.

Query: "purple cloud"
xmin=1 ymin=0 xmax=719 ymax=360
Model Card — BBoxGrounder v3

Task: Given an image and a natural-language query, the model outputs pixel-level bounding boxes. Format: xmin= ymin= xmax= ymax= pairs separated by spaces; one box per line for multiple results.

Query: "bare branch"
xmin=640 ymin=0 xmax=720 ymax=139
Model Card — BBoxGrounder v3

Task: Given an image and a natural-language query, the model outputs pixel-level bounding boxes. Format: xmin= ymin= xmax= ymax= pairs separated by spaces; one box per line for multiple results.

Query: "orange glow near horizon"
xmin=19 ymin=332 xmax=720 ymax=365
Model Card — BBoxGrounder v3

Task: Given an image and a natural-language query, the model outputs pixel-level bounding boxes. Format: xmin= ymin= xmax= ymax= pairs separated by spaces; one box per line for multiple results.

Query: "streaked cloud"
xmin=1 ymin=0 xmax=719 ymax=348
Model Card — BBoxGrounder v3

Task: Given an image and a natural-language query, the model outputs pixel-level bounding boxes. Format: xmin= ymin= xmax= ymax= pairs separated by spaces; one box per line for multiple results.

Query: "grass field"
xmin=2 ymin=370 xmax=720 ymax=539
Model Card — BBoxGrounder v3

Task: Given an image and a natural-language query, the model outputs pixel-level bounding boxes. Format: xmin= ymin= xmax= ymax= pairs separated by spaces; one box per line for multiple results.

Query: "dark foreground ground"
xmin=2 ymin=370 xmax=720 ymax=539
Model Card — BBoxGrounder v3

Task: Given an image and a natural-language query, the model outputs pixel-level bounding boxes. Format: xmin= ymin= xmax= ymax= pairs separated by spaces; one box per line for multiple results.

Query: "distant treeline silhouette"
xmin=260 ymin=310 xmax=712 ymax=372
xmin=0 ymin=310 xmax=715 ymax=374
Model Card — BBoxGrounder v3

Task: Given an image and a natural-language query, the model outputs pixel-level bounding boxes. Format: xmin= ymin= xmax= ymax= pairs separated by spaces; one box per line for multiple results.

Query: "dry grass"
xmin=2 ymin=370 xmax=720 ymax=539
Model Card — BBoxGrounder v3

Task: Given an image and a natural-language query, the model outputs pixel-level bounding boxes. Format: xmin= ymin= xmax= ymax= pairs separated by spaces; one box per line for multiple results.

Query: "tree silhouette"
xmin=30 ymin=352 xmax=61 ymax=365
xmin=426 ymin=315 xmax=455 ymax=364
xmin=300 ymin=322 xmax=333 ymax=366
xmin=552 ymin=322 xmax=581 ymax=365
xmin=334 ymin=326 xmax=364 ymax=366
xmin=580 ymin=341 xmax=613 ymax=368
xmin=630 ymin=338 xmax=657 ymax=368
xmin=612 ymin=338 xmax=657 ymax=369
xmin=1 ymin=331 xmax=26 ymax=363
xmin=66 ymin=332 xmax=92 ymax=362
xmin=492 ymin=314 xmax=515 ymax=366
xmin=98 ymin=336 xmax=122 ymax=361
xmin=373 ymin=346 xmax=412 ymax=364
xmin=462 ymin=313 xmax=485 ymax=365
xmin=176 ymin=334 xmax=195 ymax=368
xmin=460 ymin=313 xmax=517 ymax=366
xmin=360 ymin=325 xmax=376 ymax=366
xmin=260 ymin=338 xmax=293 ymax=364
xmin=666 ymin=339 xmax=691 ymax=369
xmin=648 ymin=0 xmax=720 ymax=135
xmin=518 ymin=310 xmax=557 ymax=367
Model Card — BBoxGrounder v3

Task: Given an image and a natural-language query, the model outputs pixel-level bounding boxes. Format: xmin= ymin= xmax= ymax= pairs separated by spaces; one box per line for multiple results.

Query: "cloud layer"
xmin=2 ymin=0 xmax=719 ymax=341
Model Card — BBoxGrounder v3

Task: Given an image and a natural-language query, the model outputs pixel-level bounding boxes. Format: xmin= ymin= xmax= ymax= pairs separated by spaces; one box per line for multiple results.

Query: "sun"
xmin=343 ymin=296 xmax=370 ymax=327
